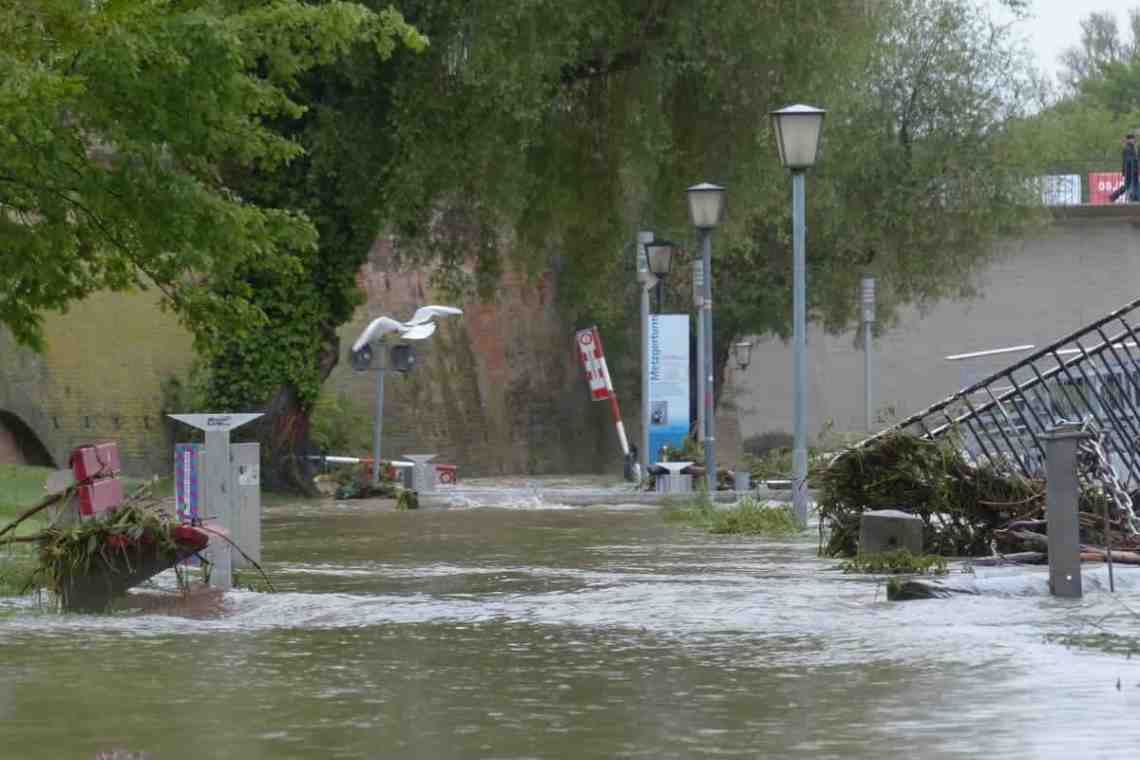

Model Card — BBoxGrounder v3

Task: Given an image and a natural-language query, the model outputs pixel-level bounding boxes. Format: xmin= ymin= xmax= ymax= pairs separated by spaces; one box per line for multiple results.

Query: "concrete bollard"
xmin=403 ymin=454 xmax=437 ymax=493
xmin=655 ymin=474 xmax=693 ymax=493
xmin=858 ymin=509 xmax=924 ymax=554
xmin=1045 ymin=423 xmax=1090 ymax=598
xmin=733 ymin=470 xmax=752 ymax=492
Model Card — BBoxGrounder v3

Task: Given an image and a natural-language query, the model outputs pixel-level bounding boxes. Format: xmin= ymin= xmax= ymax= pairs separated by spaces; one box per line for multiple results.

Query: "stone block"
xmin=858 ymin=509 xmax=924 ymax=554
xmin=733 ymin=471 xmax=752 ymax=492
xmin=655 ymin=474 xmax=692 ymax=493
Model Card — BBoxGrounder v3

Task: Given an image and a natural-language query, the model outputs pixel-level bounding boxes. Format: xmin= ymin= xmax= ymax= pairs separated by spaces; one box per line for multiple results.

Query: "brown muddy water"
xmin=3 ymin=493 xmax=1140 ymax=759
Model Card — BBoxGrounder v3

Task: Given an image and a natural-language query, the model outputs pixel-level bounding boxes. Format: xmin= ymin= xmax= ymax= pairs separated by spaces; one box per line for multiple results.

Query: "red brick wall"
xmin=328 ymin=239 xmax=614 ymax=475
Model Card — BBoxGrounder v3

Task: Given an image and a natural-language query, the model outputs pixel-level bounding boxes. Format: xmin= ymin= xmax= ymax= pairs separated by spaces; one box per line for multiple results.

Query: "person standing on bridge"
xmin=1110 ymin=133 xmax=1139 ymax=202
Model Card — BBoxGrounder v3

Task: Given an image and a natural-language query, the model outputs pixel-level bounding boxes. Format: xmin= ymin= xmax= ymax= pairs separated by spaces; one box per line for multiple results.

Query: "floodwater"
xmin=3 ymin=483 xmax=1140 ymax=759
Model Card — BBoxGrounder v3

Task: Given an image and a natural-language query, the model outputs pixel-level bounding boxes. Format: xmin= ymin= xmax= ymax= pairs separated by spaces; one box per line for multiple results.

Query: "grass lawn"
xmin=0 ymin=463 xmax=54 ymax=530
xmin=0 ymin=463 xmax=54 ymax=595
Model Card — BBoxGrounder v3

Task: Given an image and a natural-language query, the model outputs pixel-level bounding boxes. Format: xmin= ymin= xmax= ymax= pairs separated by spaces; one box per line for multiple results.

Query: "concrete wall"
xmin=0 ymin=290 xmax=194 ymax=473
xmin=737 ymin=208 xmax=1140 ymax=444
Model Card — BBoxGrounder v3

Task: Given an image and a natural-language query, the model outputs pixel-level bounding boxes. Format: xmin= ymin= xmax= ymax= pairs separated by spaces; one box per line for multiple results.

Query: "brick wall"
xmin=325 ymin=239 xmax=614 ymax=475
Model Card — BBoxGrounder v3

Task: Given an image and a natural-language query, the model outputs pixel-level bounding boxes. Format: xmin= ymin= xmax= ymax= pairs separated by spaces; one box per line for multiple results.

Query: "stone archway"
xmin=0 ymin=410 xmax=54 ymax=467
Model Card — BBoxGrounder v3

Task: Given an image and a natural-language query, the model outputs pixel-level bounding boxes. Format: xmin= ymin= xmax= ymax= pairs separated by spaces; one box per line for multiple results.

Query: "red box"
xmin=434 ymin=464 xmax=457 ymax=485
xmin=77 ymin=478 xmax=124 ymax=517
xmin=71 ymin=442 xmax=122 ymax=482
xmin=1089 ymin=172 xmax=1124 ymax=205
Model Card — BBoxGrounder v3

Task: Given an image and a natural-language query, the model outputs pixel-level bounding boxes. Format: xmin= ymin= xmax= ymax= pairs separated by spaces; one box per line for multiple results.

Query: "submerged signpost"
xmin=168 ymin=412 xmax=262 ymax=591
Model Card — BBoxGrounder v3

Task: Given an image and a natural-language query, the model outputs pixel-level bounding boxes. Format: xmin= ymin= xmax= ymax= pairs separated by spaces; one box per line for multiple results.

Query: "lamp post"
xmin=350 ymin=306 xmax=463 ymax=485
xmin=686 ymin=182 xmax=726 ymax=497
xmin=733 ymin=340 xmax=753 ymax=372
xmin=771 ymin=103 xmax=825 ymax=527
xmin=692 ymin=258 xmax=705 ymax=446
xmin=646 ymin=239 xmax=675 ymax=312
xmin=861 ymin=275 xmax=876 ymax=432
xmin=637 ymin=230 xmax=655 ymax=482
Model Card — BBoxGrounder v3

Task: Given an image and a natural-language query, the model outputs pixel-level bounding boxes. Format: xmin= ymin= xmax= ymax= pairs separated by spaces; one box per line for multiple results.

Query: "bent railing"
xmin=869 ymin=295 xmax=1140 ymax=487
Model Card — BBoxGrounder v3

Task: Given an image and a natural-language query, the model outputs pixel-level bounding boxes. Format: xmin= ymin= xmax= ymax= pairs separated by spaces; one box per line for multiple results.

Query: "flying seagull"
xmin=351 ymin=305 xmax=462 ymax=352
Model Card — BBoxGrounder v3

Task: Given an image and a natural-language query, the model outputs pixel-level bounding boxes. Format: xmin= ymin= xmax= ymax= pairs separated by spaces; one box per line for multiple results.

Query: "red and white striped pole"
xmin=590 ymin=328 xmax=630 ymax=456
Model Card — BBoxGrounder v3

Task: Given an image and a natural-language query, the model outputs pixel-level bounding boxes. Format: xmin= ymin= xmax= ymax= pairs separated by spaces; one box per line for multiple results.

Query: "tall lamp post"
xmin=637 ymin=230 xmax=655 ymax=483
xmin=686 ymin=182 xmax=726 ymax=496
xmin=692 ymin=258 xmax=705 ymax=445
xmin=861 ymin=275 xmax=876 ymax=432
xmin=350 ymin=305 xmax=463 ymax=485
xmin=771 ymin=103 xmax=825 ymax=527
xmin=646 ymin=239 xmax=675 ymax=312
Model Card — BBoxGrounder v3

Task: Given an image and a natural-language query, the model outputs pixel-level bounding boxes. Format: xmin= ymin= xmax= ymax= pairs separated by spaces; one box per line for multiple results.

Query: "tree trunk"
xmin=255 ymin=322 xmax=341 ymax=496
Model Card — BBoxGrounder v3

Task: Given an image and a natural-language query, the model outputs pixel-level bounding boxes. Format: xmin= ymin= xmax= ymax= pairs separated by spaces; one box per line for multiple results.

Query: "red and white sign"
xmin=575 ymin=326 xmax=630 ymax=456
xmin=576 ymin=327 xmax=611 ymax=401
xmin=1089 ymin=172 xmax=1124 ymax=205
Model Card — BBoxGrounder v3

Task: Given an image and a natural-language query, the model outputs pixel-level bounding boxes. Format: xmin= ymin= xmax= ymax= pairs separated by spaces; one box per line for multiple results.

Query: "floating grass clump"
xmin=839 ymin=549 xmax=949 ymax=576
xmin=664 ymin=495 xmax=803 ymax=537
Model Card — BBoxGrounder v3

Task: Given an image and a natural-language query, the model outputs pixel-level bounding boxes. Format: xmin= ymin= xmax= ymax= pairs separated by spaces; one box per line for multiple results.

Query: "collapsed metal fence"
xmin=868 ymin=295 xmax=1140 ymax=488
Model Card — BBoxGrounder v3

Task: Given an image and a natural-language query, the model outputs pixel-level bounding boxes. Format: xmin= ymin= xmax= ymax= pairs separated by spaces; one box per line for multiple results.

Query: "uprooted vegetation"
xmin=818 ymin=431 xmax=1140 ymax=559
xmin=0 ymin=483 xmax=273 ymax=606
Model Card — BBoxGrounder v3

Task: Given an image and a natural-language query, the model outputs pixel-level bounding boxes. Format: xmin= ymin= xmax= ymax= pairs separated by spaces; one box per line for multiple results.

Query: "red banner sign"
xmin=1089 ymin=172 xmax=1123 ymax=205
xmin=576 ymin=326 xmax=611 ymax=401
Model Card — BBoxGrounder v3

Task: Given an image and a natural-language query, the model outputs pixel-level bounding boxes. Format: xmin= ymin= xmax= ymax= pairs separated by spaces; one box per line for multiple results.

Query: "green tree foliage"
xmin=0 ymin=0 xmax=418 ymax=350
xmin=381 ymin=0 xmax=1046 ymax=394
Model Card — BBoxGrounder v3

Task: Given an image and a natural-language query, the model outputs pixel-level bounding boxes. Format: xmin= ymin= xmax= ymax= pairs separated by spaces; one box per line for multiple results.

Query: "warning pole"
xmin=590 ymin=328 xmax=630 ymax=456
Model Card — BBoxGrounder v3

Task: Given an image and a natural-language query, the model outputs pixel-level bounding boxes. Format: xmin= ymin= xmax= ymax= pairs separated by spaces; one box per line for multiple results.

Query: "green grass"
xmin=663 ymin=495 xmax=803 ymax=537
xmin=839 ymin=549 xmax=949 ymax=576
xmin=0 ymin=547 xmax=39 ymax=596
xmin=0 ymin=463 xmax=54 ymax=536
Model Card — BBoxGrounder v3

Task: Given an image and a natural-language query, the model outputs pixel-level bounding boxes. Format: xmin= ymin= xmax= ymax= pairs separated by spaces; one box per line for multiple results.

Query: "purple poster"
xmin=174 ymin=443 xmax=202 ymax=522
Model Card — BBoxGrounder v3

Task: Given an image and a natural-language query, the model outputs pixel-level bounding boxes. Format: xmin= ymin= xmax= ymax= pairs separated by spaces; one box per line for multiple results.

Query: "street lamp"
xmin=645 ymin=239 xmax=676 ymax=311
xmin=771 ymin=103 xmax=825 ymax=527
xmin=733 ymin=340 xmax=753 ymax=371
xmin=860 ymin=275 xmax=876 ymax=432
xmin=350 ymin=305 xmax=463 ymax=485
xmin=686 ymin=181 xmax=725 ymax=497
xmin=636 ymin=230 xmax=655 ymax=484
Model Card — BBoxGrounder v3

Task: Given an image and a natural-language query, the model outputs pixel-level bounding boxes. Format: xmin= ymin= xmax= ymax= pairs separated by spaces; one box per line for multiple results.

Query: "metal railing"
xmin=868 ymin=295 xmax=1140 ymax=487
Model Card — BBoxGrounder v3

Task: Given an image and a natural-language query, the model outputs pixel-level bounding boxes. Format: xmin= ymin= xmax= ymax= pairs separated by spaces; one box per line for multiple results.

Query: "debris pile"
xmin=0 ymin=485 xmax=209 ymax=608
xmin=818 ymin=432 xmax=1140 ymax=560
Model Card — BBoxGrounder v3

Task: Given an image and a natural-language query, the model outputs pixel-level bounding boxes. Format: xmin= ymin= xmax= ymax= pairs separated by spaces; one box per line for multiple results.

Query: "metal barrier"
xmin=868 ymin=295 xmax=1140 ymax=487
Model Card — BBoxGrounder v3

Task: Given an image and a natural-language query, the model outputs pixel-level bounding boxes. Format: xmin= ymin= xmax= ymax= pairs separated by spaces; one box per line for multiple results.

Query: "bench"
xmin=56 ymin=442 xmax=209 ymax=611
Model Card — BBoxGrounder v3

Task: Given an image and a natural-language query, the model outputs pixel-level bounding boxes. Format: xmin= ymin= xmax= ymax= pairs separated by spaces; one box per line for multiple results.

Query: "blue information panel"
xmin=648 ymin=314 xmax=691 ymax=462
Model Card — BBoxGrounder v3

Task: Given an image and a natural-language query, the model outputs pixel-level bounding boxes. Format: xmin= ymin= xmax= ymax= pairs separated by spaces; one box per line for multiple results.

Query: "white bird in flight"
xmin=352 ymin=305 xmax=463 ymax=352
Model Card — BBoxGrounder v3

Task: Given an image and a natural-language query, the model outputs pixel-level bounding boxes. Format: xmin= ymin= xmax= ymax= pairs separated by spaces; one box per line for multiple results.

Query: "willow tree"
xmin=188 ymin=0 xmax=1048 ymax=490
xmin=380 ymin=0 xmax=1047 ymax=402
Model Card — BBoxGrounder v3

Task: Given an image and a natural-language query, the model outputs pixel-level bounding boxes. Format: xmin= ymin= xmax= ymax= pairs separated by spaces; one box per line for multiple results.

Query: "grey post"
xmin=861 ymin=275 xmax=876 ymax=432
xmin=168 ymin=413 xmax=262 ymax=591
xmin=1045 ymin=422 xmax=1090 ymax=598
xmin=638 ymin=230 xmax=654 ymax=476
xmin=204 ymin=428 xmax=232 ymax=588
xmin=701 ymin=227 xmax=715 ymax=497
xmin=371 ymin=341 xmax=387 ymax=485
xmin=792 ymin=170 xmax=808 ymax=526
xmin=693 ymin=258 xmax=705 ymax=451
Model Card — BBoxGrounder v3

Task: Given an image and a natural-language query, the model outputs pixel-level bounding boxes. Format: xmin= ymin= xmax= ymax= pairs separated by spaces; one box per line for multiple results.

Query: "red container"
xmin=434 ymin=464 xmax=458 ymax=485
xmin=77 ymin=478 xmax=124 ymax=517
xmin=71 ymin=442 xmax=122 ymax=482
